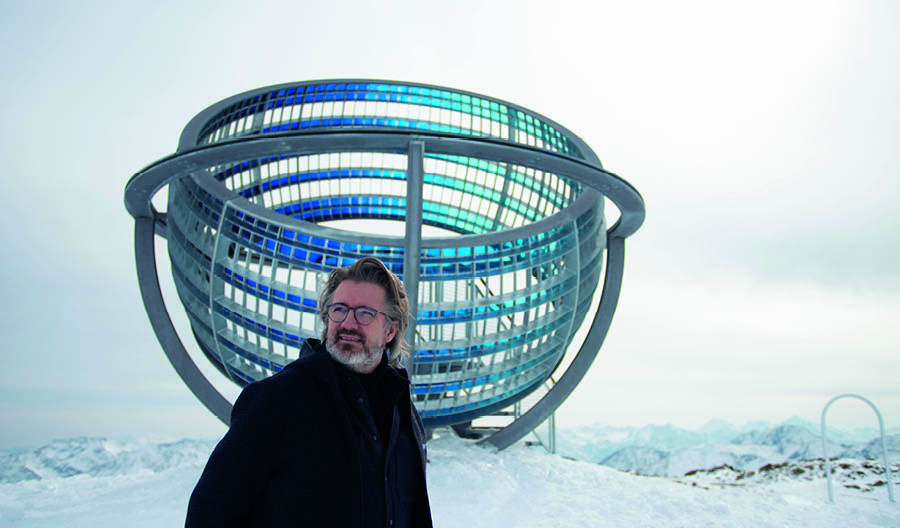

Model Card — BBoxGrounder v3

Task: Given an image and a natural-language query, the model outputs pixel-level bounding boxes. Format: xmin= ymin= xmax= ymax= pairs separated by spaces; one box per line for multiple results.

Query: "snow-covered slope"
xmin=1 ymin=434 xmax=897 ymax=528
xmin=678 ymin=457 xmax=899 ymax=494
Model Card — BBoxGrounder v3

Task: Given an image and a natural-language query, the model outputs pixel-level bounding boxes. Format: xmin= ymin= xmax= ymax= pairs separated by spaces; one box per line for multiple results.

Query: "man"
xmin=186 ymin=257 xmax=433 ymax=528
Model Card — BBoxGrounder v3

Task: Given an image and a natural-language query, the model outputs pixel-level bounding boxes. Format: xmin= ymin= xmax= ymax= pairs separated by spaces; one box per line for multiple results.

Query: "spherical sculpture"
xmin=124 ymin=80 xmax=644 ymax=449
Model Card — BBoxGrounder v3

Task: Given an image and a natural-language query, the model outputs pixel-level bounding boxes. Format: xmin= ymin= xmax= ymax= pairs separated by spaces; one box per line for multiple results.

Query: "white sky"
xmin=1 ymin=0 xmax=898 ymax=449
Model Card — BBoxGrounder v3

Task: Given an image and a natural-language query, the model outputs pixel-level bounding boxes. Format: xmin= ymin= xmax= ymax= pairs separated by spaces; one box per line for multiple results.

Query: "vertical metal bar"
xmin=561 ymin=217 xmax=582 ymax=355
xmin=549 ymin=412 xmax=556 ymax=454
xmin=403 ymin=140 xmax=425 ymax=377
xmin=492 ymin=164 xmax=513 ymax=231
xmin=209 ymin=198 xmax=239 ymax=382
xmin=821 ymin=410 xmax=835 ymax=504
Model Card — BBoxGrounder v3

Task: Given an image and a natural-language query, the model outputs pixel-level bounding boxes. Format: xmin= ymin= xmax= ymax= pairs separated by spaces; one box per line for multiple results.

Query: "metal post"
xmin=402 ymin=140 xmax=425 ymax=377
xmin=549 ymin=412 xmax=556 ymax=454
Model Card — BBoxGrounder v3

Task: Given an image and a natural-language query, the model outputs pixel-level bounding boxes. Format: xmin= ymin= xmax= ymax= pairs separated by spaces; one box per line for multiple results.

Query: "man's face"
xmin=324 ymin=280 xmax=398 ymax=374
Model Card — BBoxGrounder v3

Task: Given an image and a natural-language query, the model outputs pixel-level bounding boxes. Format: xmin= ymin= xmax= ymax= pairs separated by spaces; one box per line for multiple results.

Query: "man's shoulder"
xmin=251 ymin=339 xmax=332 ymax=393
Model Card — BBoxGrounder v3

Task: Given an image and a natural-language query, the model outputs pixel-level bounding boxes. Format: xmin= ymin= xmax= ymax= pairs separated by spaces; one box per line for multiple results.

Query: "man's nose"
xmin=342 ymin=311 xmax=361 ymax=328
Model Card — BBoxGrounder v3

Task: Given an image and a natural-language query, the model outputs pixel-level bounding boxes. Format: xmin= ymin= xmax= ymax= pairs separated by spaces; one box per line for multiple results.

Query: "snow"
xmin=0 ymin=431 xmax=897 ymax=527
xmin=427 ymin=435 xmax=897 ymax=527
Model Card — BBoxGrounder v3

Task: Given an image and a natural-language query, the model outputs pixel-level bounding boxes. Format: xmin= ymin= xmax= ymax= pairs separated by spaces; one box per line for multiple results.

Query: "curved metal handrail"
xmin=821 ymin=393 xmax=895 ymax=503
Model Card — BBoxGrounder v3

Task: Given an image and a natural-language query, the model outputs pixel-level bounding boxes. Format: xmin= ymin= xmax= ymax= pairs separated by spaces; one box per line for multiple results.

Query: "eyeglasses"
xmin=325 ymin=303 xmax=392 ymax=326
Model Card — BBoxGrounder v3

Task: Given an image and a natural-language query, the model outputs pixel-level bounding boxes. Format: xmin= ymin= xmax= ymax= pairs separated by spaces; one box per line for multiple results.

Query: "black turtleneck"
xmin=333 ymin=352 xmax=398 ymax=449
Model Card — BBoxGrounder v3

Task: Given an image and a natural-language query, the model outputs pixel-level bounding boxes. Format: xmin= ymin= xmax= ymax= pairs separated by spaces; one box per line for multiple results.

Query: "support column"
xmin=402 ymin=140 xmax=425 ymax=377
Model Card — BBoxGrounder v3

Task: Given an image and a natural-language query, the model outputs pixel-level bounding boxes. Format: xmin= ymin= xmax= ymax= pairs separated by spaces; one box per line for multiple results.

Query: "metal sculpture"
xmin=124 ymin=80 xmax=644 ymax=449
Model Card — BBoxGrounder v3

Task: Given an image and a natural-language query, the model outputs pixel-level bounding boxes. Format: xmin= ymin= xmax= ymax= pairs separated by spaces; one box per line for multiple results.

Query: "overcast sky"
xmin=1 ymin=0 xmax=898 ymax=449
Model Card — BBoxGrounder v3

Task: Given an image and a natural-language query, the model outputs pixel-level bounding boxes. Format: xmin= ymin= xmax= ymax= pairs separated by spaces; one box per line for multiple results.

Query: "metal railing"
xmin=821 ymin=393 xmax=895 ymax=503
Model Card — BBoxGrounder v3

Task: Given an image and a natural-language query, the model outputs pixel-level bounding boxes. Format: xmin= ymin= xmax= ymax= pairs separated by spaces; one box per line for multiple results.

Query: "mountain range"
xmin=556 ymin=417 xmax=900 ymax=477
xmin=1 ymin=417 xmax=898 ymax=484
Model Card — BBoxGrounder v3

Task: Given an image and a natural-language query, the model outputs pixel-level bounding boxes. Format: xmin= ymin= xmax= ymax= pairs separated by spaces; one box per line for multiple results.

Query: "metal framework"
xmin=124 ymin=80 xmax=645 ymax=449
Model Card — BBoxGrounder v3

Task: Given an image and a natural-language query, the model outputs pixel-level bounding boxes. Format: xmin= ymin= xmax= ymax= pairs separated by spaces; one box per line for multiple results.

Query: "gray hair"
xmin=318 ymin=257 xmax=410 ymax=367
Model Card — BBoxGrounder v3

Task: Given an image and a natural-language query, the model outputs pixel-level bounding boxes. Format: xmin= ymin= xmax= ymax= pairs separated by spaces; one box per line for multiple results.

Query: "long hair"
xmin=318 ymin=257 xmax=410 ymax=367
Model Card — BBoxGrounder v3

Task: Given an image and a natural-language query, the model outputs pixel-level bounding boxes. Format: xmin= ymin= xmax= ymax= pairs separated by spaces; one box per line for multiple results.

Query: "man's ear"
xmin=384 ymin=320 xmax=398 ymax=344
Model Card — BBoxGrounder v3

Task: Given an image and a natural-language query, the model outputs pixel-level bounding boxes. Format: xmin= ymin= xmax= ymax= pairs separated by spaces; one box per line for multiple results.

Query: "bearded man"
xmin=186 ymin=257 xmax=433 ymax=528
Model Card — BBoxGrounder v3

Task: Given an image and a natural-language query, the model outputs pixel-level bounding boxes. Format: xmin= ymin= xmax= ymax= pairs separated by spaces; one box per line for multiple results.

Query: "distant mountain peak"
xmin=556 ymin=419 xmax=900 ymax=478
xmin=0 ymin=436 xmax=217 ymax=484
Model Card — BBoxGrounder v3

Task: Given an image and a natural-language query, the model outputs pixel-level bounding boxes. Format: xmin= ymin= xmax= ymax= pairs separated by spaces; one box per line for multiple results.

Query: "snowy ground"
xmin=427 ymin=435 xmax=898 ymax=528
xmin=1 ymin=434 xmax=897 ymax=527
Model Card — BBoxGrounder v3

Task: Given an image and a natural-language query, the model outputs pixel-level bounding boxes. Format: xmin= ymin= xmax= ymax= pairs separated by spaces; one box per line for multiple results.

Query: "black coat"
xmin=185 ymin=340 xmax=433 ymax=528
